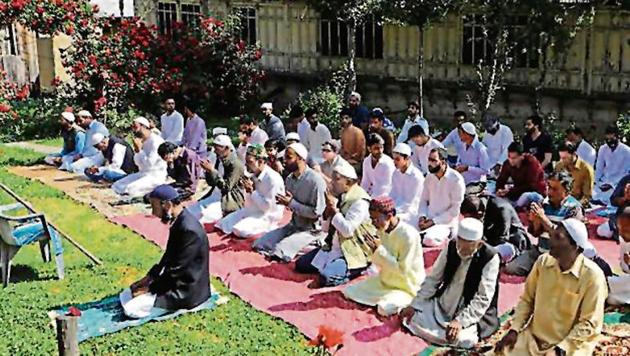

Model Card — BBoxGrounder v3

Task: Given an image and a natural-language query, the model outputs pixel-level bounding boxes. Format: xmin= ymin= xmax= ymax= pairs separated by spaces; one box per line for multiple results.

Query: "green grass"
xmin=33 ymin=137 xmax=64 ymax=147
xmin=0 ymin=145 xmax=314 ymax=355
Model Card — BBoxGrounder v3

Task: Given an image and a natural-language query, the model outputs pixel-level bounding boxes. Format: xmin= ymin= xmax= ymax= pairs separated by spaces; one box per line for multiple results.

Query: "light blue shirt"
xmin=60 ymin=131 xmax=86 ymax=157
xmin=82 ymin=120 xmax=109 ymax=157
xmin=398 ymin=115 xmax=430 ymax=144
xmin=457 ymin=137 xmax=492 ymax=184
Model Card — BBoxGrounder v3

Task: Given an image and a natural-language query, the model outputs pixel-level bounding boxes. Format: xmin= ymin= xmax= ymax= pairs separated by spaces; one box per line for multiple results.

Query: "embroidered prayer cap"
xmin=77 ymin=110 xmax=92 ymax=118
xmin=393 ymin=142 xmax=412 ymax=157
xmin=287 ymin=142 xmax=308 ymax=160
xmin=91 ymin=133 xmax=107 ymax=146
xmin=286 ymin=132 xmax=301 ymax=142
xmin=212 ymin=127 xmax=227 ymax=137
xmin=460 ymin=122 xmax=477 ymax=136
xmin=213 ymin=134 xmax=232 ymax=148
xmin=61 ymin=112 xmax=75 ymax=123
xmin=247 ymin=143 xmax=268 ymax=159
xmin=134 ymin=116 xmax=151 ymax=128
xmin=149 ymin=184 xmax=179 ymax=202
xmin=458 ymin=217 xmax=484 ymax=241
xmin=369 ymin=196 xmax=396 ymax=214
xmin=333 ymin=160 xmax=358 ymax=180
xmin=559 ymin=218 xmax=595 ymax=257
xmin=260 ymin=102 xmax=273 ymax=110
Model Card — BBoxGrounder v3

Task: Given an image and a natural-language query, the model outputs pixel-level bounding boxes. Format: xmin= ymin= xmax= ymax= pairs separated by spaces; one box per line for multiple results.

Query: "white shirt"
xmin=98 ymin=143 xmax=127 ymax=174
xmin=482 ymin=124 xmax=513 ymax=167
xmin=297 ymin=118 xmax=310 ymax=143
xmin=595 ymin=142 xmax=630 ymax=185
xmin=248 ymin=165 xmax=286 ymax=220
xmin=391 ymin=163 xmax=424 ymax=218
xmin=411 ymin=138 xmax=444 ymax=175
xmin=361 ymin=154 xmax=396 ymax=198
xmin=304 ymin=123 xmax=332 ymax=164
xmin=135 ymin=133 xmax=167 ymax=174
xmin=418 ymin=167 xmax=465 ymax=230
xmin=576 ymin=140 xmax=596 ymax=168
xmin=160 ymin=110 xmax=184 ymax=144
xmin=458 ymin=137 xmax=492 ymax=184
xmin=250 ymin=127 xmax=269 ymax=145
xmin=398 ymin=116 xmax=430 ymax=144
xmin=441 ymin=128 xmax=464 ymax=157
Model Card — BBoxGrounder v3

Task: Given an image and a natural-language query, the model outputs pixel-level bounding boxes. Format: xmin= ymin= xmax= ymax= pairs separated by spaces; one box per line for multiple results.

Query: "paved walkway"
xmin=4 ymin=141 xmax=59 ymax=155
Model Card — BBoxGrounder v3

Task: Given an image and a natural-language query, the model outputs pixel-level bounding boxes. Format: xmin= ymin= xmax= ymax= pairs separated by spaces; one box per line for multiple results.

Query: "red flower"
xmin=88 ymin=55 xmax=98 ymax=67
xmin=308 ymin=325 xmax=344 ymax=350
xmin=67 ymin=306 xmax=82 ymax=317
xmin=94 ymin=96 xmax=107 ymax=111
xmin=11 ymin=0 xmax=27 ymax=10
xmin=36 ymin=6 xmax=45 ymax=14
xmin=15 ymin=85 xmax=29 ymax=100
xmin=254 ymin=49 xmax=262 ymax=60
xmin=0 ymin=103 xmax=11 ymax=113
xmin=0 ymin=3 xmax=7 ymax=12
xmin=133 ymin=50 xmax=145 ymax=60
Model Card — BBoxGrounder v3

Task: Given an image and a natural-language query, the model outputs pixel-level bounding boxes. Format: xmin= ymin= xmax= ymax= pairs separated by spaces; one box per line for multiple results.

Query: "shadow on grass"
xmin=8 ymin=264 xmax=55 ymax=284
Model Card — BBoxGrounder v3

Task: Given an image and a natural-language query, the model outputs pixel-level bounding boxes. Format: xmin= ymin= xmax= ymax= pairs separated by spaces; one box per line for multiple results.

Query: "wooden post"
xmin=56 ymin=315 xmax=79 ymax=356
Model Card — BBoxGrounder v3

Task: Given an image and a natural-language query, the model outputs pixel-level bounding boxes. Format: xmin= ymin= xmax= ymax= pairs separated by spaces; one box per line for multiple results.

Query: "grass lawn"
xmin=0 ymin=145 xmax=314 ymax=355
xmin=34 ymin=137 xmax=64 ymax=147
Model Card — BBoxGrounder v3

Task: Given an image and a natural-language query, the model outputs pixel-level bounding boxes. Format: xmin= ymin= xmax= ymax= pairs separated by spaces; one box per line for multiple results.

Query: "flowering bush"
xmin=0 ymin=69 xmax=30 ymax=127
xmin=56 ymin=16 xmax=265 ymax=126
xmin=0 ymin=0 xmax=96 ymax=36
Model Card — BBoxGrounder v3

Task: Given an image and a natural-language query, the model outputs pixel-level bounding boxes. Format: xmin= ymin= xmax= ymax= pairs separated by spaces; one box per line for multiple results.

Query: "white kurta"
xmin=97 ymin=143 xmax=127 ymax=175
xmin=482 ymin=124 xmax=513 ymax=167
xmin=217 ymin=165 xmax=286 ymax=238
xmin=361 ymin=154 xmax=396 ymax=198
xmin=594 ymin=143 xmax=630 ymax=203
xmin=607 ymin=238 xmax=630 ymax=305
xmin=576 ymin=140 xmax=596 ymax=168
xmin=250 ymin=127 xmax=269 ymax=145
xmin=160 ymin=110 xmax=185 ymax=144
xmin=304 ymin=123 xmax=333 ymax=165
xmin=404 ymin=247 xmax=500 ymax=349
xmin=69 ymin=120 xmax=109 ymax=173
xmin=441 ymin=128 xmax=464 ymax=157
xmin=418 ymin=168 xmax=465 ymax=245
xmin=390 ymin=163 xmax=424 ymax=226
xmin=344 ymin=222 xmax=425 ymax=316
xmin=411 ymin=138 xmax=444 ymax=175
xmin=297 ymin=118 xmax=310 ymax=143
xmin=112 ymin=133 xmax=167 ymax=198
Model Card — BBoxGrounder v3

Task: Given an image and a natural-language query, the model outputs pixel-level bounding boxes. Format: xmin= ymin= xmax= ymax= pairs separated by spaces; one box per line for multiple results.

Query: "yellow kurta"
xmin=343 ymin=221 xmax=425 ymax=316
xmin=505 ymin=253 xmax=607 ymax=356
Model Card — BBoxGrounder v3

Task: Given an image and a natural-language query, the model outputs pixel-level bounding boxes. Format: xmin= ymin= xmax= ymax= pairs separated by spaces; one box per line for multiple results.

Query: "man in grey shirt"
xmin=253 ymin=143 xmax=327 ymax=261
xmin=260 ymin=102 xmax=286 ymax=143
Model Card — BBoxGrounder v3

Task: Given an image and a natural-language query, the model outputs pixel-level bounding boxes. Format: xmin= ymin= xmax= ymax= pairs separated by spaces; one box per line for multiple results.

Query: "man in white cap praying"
xmin=45 ymin=111 xmax=86 ymax=169
xmin=253 ymin=143 xmax=327 ymax=262
xmin=361 ymin=133 xmax=395 ymax=198
xmin=295 ymin=159 xmax=377 ymax=286
xmin=191 ymin=134 xmax=245 ymax=225
xmin=455 ymin=122 xmax=492 ymax=184
xmin=216 ymin=144 xmax=285 ymax=238
xmin=496 ymin=218 xmax=608 ymax=356
xmin=400 ymin=217 xmax=501 ymax=349
xmin=390 ymin=142 xmax=424 ymax=226
xmin=260 ymin=102 xmax=286 ymax=142
xmin=67 ymin=110 xmax=109 ymax=173
xmin=112 ymin=117 xmax=167 ymax=198
xmin=85 ymin=132 xmax=137 ymax=183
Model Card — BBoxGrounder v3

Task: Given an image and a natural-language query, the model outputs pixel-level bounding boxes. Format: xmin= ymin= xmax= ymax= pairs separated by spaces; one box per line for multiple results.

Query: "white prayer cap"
xmin=287 ymin=143 xmax=308 ymax=160
xmin=91 ymin=133 xmax=107 ymax=146
xmin=213 ymin=134 xmax=232 ymax=148
xmin=458 ymin=217 xmax=484 ymax=241
xmin=60 ymin=112 xmax=75 ymax=123
xmin=134 ymin=116 xmax=151 ymax=128
xmin=349 ymin=91 xmax=361 ymax=101
xmin=393 ymin=142 xmax=412 ymax=157
xmin=334 ymin=160 xmax=358 ymax=180
xmin=77 ymin=110 xmax=92 ymax=118
xmin=260 ymin=102 xmax=273 ymax=110
xmin=460 ymin=122 xmax=476 ymax=136
xmin=212 ymin=127 xmax=227 ymax=137
xmin=559 ymin=218 xmax=595 ymax=257
xmin=286 ymin=132 xmax=301 ymax=142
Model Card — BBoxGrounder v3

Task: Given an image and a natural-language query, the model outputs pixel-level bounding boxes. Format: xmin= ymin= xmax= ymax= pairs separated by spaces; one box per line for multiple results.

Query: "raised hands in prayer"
xmin=364 ymin=230 xmax=380 ymax=251
xmin=241 ymin=177 xmax=254 ymax=193
xmin=199 ymin=159 xmax=215 ymax=172
xmin=455 ymin=164 xmax=468 ymax=173
xmin=417 ymin=216 xmax=435 ymax=231
xmin=132 ymin=137 xmax=143 ymax=153
xmin=275 ymin=191 xmax=293 ymax=206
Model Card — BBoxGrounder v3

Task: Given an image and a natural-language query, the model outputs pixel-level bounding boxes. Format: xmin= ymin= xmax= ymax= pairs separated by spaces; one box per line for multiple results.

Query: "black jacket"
xmin=483 ymin=196 xmax=530 ymax=252
xmin=148 ymin=208 xmax=210 ymax=310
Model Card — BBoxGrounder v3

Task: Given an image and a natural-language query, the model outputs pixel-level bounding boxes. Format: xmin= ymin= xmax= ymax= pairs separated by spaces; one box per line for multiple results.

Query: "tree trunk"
xmin=346 ymin=22 xmax=357 ymax=98
xmin=533 ymin=36 xmax=550 ymax=116
xmin=418 ymin=28 xmax=424 ymax=118
xmin=119 ymin=0 xmax=125 ymax=17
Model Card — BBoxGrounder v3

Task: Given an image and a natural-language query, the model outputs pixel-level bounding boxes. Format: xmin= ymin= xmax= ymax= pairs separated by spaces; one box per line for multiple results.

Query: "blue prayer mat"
xmin=53 ymin=293 xmax=221 ymax=342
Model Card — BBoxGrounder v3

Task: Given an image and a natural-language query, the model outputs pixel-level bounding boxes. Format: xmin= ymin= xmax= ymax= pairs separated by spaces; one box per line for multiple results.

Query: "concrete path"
xmin=4 ymin=141 xmax=59 ymax=154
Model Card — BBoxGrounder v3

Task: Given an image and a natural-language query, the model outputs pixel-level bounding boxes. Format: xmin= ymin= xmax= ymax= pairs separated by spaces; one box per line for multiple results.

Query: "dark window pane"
xmin=331 ymin=21 xmax=340 ymax=56
xmin=321 ymin=21 xmax=330 ymax=55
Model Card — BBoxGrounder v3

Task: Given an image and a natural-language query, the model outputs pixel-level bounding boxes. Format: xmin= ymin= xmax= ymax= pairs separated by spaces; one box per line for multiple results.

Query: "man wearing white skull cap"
xmin=45 ymin=111 xmax=86 ymax=168
xmin=401 ymin=217 xmax=501 ymax=349
xmin=496 ymin=217 xmax=608 ymax=356
xmin=63 ymin=110 xmax=109 ymax=173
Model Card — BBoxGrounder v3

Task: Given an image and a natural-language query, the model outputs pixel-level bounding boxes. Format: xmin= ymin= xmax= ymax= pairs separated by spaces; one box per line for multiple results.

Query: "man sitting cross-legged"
xmin=295 ymin=160 xmax=377 ymax=287
xmin=216 ymin=144 xmax=286 ymax=239
xmin=120 ymin=185 xmax=210 ymax=319
xmin=344 ymin=196 xmax=425 ymax=316
xmin=44 ymin=111 xmax=86 ymax=169
xmin=496 ymin=218 xmax=608 ymax=355
xmin=400 ymin=218 xmax=501 ymax=349
xmin=85 ymin=133 xmax=138 ymax=183
xmin=253 ymin=143 xmax=327 ymax=262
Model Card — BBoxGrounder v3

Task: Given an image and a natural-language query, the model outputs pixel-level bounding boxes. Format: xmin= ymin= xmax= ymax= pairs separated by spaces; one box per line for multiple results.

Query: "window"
xmin=157 ymin=2 xmax=177 ymax=35
xmin=2 ymin=25 xmax=19 ymax=56
xmin=509 ymin=16 xmax=540 ymax=69
xmin=181 ymin=4 xmax=201 ymax=28
xmin=234 ymin=7 xmax=257 ymax=45
xmin=320 ymin=16 xmax=383 ymax=59
xmin=462 ymin=15 xmax=491 ymax=65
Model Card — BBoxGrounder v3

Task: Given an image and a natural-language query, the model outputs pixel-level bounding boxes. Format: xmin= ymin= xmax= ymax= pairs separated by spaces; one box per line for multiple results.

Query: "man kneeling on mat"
xmin=120 ymin=185 xmax=210 ymax=319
